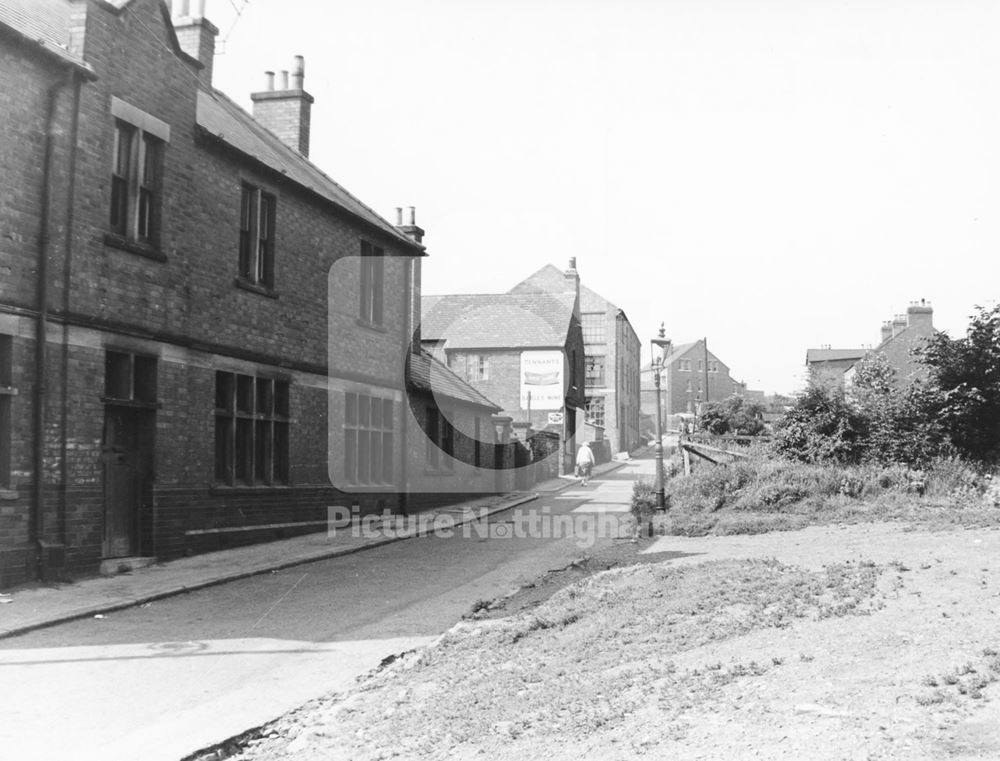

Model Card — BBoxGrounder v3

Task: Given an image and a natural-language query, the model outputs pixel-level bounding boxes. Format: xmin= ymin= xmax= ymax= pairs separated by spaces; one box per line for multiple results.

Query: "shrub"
xmin=699 ymin=395 xmax=766 ymax=437
xmin=772 ymin=385 xmax=867 ymax=464
xmin=850 ymin=353 xmax=945 ymax=466
xmin=631 ymin=478 xmax=660 ymax=523
xmin=918 ymin=304 xmax=1000 ymax=464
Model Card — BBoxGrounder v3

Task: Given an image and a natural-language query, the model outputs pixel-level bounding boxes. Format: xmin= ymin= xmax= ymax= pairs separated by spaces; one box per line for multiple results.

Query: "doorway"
xmin=102 ymin=406 xmax=154 ymax=558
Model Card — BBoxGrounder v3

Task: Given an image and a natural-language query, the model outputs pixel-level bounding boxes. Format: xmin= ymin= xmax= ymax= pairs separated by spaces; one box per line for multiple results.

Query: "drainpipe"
xmin=34 ymin=72 xmax=73 ymax=578
xmin=399 ymin=256 xmax=411 ymax=516
xmin=58 ymin=72 xmax=83 ymax=548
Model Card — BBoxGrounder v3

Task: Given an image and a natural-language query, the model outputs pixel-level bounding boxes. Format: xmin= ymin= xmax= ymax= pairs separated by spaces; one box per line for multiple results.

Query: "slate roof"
xmin=641 ymin=340 xmax=733 ymax=377
xmin=511 ymin=262 xmax=633 ymax=322
xmin=408 ymin=350 xmax=500 ymax=411
xmin=661 ymin=341 xmax=698 ymax=367
xmin=805 ymin=348 xmax=866 ymax=363
xmin=421 ymin=292 xmax=577 ymax=350
xmin=196 ymin=89 xmax=421 ymax=251
xmin=1 ymin=0 xmax=412 ymax=250
xmin=0 ymin=0 xmax=93 ymax=71
xmin=509 ymin=264 xmax=577 ymax=296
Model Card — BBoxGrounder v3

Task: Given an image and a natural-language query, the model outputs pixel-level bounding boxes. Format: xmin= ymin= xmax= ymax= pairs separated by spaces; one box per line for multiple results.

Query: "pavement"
xmin=0 ymin=460 xmax=626 ymax=640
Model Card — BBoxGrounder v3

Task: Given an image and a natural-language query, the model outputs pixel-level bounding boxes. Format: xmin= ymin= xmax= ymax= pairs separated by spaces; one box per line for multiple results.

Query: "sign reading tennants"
xmin=520 ymin=350 xmax=564 ymax=410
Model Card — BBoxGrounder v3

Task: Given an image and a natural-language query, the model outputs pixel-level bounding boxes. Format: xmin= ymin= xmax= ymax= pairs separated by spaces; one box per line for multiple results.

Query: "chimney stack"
xmin=906 ymin=299 xmax=933 ymax=329
xmin=880 ymin=321 xmax=893 ymax=343
xmin=394 ymin=206 xmax=425 ymax=356
xmin=398 ymin=206 xmax=425 ymax=244
xmin=172 ymin=0 xmax=218 ymax=89
xmin=564 ymin=257 xmax=581 ymax=320
xmin=251 ymin=56 xmax=314 ymax=157
xmin=891 ymin=314 xmax=907 ymax=337
xmin=564 ymin=257 xmax=579 ymax=286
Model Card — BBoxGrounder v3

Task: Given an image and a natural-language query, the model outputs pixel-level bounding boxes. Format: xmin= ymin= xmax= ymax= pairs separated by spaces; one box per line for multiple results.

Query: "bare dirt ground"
xmin=206 ymin=522 xmax=1000 ymax=761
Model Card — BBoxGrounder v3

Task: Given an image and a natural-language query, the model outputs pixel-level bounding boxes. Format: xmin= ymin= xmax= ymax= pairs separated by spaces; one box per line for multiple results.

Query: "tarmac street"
xmin=0 ymin=459 xmax=649 ymax=761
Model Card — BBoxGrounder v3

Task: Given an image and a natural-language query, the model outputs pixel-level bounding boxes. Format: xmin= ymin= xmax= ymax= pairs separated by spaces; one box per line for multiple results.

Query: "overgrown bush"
xmin=849 ymin=353 xmax=944 ymax=466
xmin=699 ymin=395 xmax=766 ymax=436
xmin=631 ymin=478 xmax=660 ymax=523
xmin=772 ymin=385 xmax=867 ymax=464
xmin=918 ymin=304 xmax=1000 ymax=464
xmin=774 ymin=305 xmax=1000 ymax=467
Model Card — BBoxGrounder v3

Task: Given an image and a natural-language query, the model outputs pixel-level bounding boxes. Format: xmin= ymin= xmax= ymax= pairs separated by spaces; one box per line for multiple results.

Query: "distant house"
xmin=421 ymin=260 xmax=585 ymax=474
xmin=807 ymin=300 xmax=936 ymax=390
xmin=844 ymin=300 xmax=935 ymax=387
xmin=640 ymin=339 xmax=745 ymax=426
xmin=805 ymin=348 xmax=867 ymax=390
xmin=509 ymin=265 xmax=642 ymax=455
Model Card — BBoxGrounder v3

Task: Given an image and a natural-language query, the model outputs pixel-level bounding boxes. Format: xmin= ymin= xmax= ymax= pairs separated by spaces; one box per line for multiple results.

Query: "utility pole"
xmin=703 ymin=336 xmax=710 ymax=404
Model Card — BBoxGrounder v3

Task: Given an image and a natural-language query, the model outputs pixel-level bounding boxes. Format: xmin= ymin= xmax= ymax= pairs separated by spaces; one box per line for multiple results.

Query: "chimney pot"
xmin=568 ymin=257 xmax=577 ymax=270
xmin=252 ymin=61 xmax=315 ymax=156
xmin=173 ymin=2 xmax=219 ymax=88
xmin=292 ymin=55 xmax=305 ymax=89
xmin=398 ymin=206 xmax=425 ymax=244
xmin=264 ymin=71 xmax=274 ymax=91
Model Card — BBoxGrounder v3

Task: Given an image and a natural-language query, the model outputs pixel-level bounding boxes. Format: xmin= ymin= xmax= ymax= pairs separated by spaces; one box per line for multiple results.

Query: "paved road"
xmin=0 ymin=458 xmax=650 ymax=761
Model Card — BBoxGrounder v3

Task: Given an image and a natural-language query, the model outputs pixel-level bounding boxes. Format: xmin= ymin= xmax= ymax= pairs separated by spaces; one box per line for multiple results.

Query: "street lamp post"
xmin=651 ymin=324 xmax=671 ymax=511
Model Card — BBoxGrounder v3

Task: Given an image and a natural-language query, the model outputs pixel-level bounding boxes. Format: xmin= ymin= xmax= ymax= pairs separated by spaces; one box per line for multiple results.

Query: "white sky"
xmin=207 ymin=0 xmax=1000 ymax=395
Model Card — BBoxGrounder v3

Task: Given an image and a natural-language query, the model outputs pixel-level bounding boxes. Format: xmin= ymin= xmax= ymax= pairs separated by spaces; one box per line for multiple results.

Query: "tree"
xmin=772 ymin=384 xmax=867 ymax=463
xmin=917 ymin=304 xmax=1000 ymax=463
xmin=699 ymin=395 xmax=766 ymax=436
xmin=849 ymin=352 xmax=943 ymax=465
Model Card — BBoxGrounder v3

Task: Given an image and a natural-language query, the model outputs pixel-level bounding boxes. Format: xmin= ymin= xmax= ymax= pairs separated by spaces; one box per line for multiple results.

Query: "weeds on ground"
xmin=660 ymin=452 xmax=1000 ymax=537
xmin=917 ymin=649 xmax=1000 ymax=706
xmin=265 ymin=557 xmax=888 ymax=760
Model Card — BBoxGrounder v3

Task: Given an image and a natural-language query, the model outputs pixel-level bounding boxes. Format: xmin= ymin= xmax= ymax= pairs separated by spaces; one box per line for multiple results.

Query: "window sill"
xmin=355 ymin=318 xmax=388 ymax=333
xmin=0 ymin=488 xmax=18 ymax=501
xmin=104 ymin=233 xmax=167 ymax=262
xmin=234 ymin=277 xmax=279 ymax=299
xmin=210 ymin=484 xmax=292 ymax=495
xmin=101 ymin=397 xmax=161 ymax=410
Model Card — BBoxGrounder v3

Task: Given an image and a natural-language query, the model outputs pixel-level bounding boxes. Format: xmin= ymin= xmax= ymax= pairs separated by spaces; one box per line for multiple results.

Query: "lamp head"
xmin=651 ymin=322 xmax=671 ymax=366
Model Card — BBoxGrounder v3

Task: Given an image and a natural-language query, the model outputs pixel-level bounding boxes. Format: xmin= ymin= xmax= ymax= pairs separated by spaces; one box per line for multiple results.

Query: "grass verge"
xmin=646 ymin=452 xmax=1000 ymax=537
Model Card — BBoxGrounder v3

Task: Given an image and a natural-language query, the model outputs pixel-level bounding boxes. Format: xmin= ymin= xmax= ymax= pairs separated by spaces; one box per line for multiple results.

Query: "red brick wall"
xmin=404 ymin=394 xmax=500 ymax=498
xmin=0 ymin=0 xmax=427 ymax=585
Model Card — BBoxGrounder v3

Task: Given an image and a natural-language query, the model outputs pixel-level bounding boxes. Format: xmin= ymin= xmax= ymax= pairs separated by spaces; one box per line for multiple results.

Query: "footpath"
xmin=0 ymin=460 xmax=626 ymax=640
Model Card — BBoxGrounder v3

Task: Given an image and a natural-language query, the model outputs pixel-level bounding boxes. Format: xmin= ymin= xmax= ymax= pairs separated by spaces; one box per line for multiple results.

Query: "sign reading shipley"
xmin=520 ymin=350 xmax=564 ymax=410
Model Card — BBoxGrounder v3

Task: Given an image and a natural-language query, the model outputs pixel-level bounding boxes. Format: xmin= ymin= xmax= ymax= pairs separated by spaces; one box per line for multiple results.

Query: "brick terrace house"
xmin=843 ymin=300 xmax=936 ymax=387
xmin=807 ymin=300 xmax=935 ymax=390
xmin=640 ymin=338 xmax=746 ymax=426
xmin=509 ymin=264 xmax=641 ymax=456
xmin=0 ymin=0 xmax=498 ymax=587
xmin=805 ymin=347 xmax=867 ymax=391
xmin=421 ymin=261 xmax=586 ymax=475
